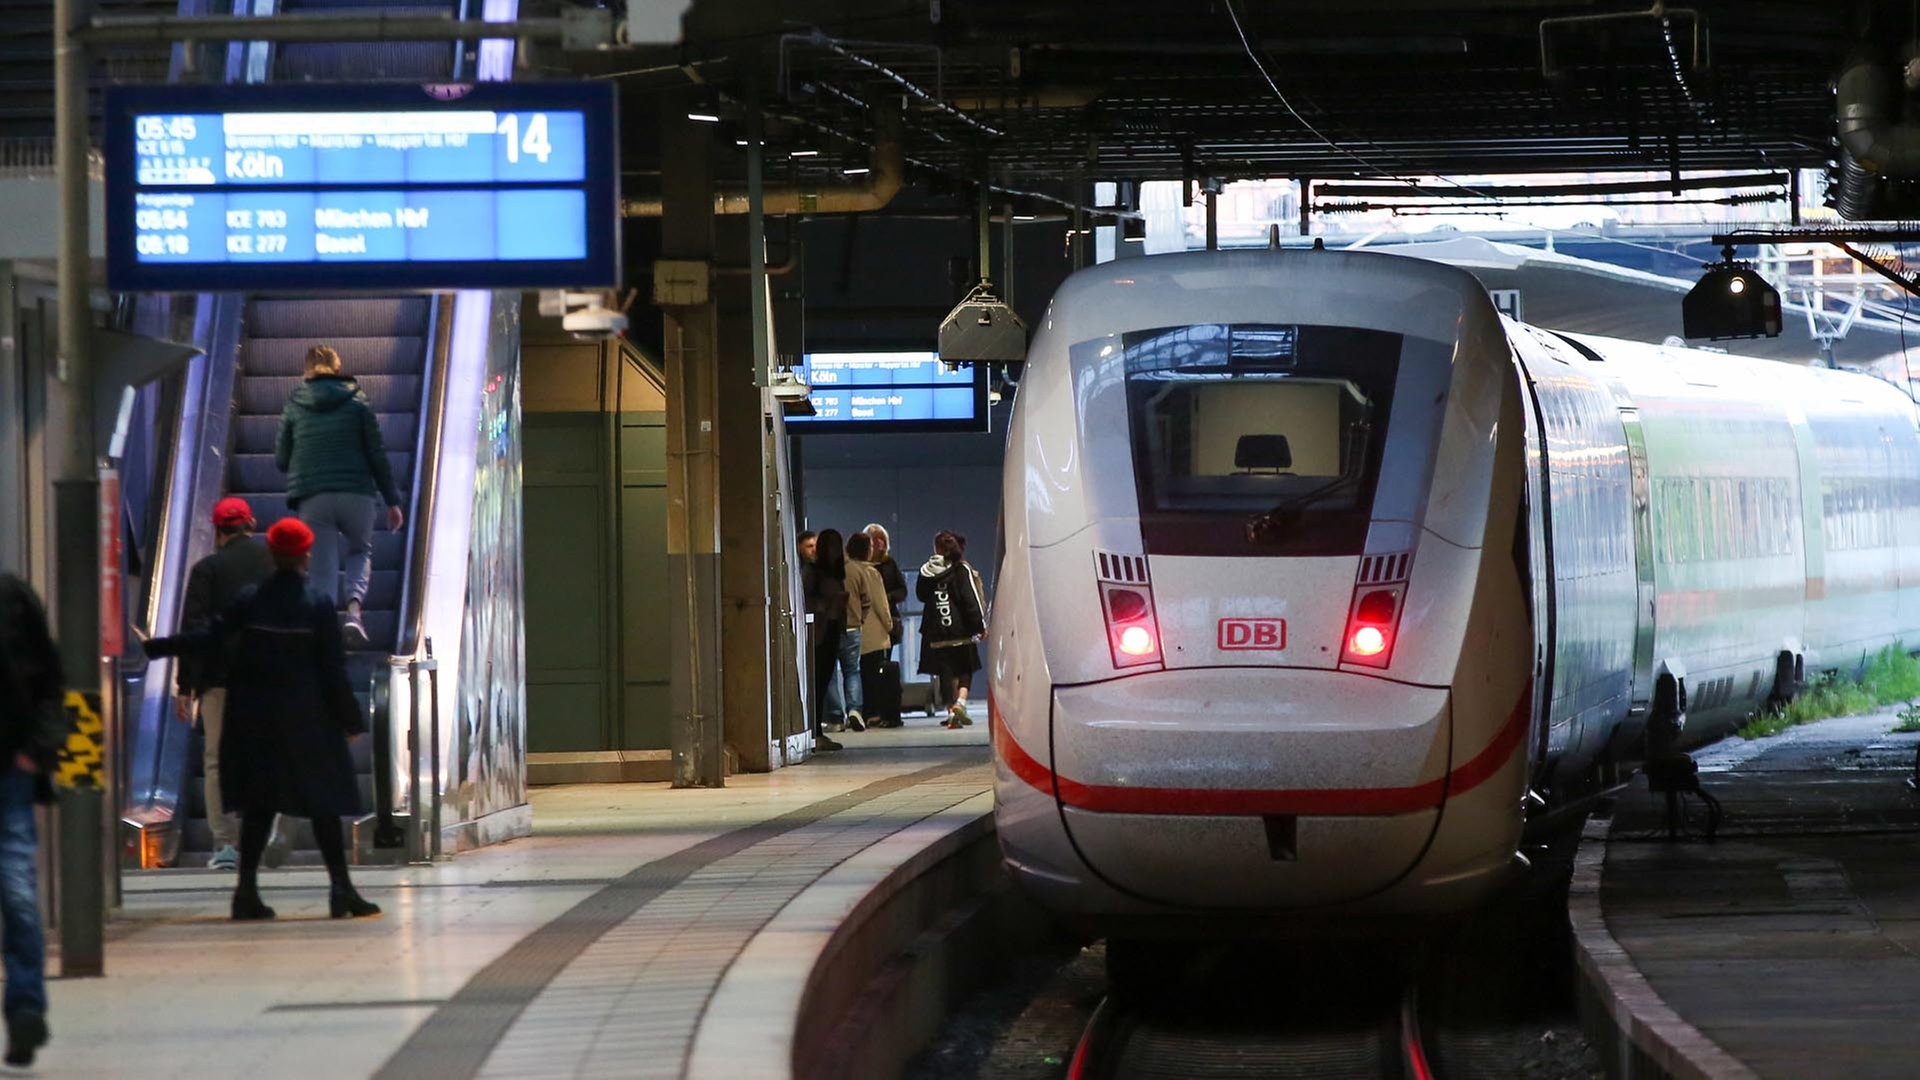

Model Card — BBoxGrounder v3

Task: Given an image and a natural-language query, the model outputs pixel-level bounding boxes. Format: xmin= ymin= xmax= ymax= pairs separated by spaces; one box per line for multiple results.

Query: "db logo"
xmin=1217 ymin=618 xmax=1286 ymax=650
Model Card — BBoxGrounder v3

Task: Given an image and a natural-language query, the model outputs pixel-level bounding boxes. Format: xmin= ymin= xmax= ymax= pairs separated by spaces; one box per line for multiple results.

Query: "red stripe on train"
xmin=990 ymin=685 xmax=1531 ymax=817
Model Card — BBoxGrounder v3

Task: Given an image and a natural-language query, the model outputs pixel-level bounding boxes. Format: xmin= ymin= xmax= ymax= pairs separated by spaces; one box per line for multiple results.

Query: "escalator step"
xmin=216 ymin=493 xmax=408 ymax=546
xmin=236 ymin=374 xmax=423 ymax=415
xmin=230 ymin=413 xmax=417 ymax=455
xmin=242 ymin=336 xmax=428 ymax=377
xmin=228 ymin=451 xmax=415 ymax=497
xmin=247 ymin=298 xmax=429 ymax=339
xmin=276 ymin=35 xmax=454 ymax=82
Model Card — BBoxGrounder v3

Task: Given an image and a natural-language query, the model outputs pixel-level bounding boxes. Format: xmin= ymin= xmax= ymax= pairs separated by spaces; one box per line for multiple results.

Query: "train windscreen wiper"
xmin=1245 ymin=476 xmax=1358 ymax=543
xmin=1243 ymin=419 xmax=1371 ymax=544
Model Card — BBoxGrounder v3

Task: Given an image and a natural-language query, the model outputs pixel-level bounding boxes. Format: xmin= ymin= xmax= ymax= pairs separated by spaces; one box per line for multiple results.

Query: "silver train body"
xmin=989 ymin=249 xmax=1920 ymax=932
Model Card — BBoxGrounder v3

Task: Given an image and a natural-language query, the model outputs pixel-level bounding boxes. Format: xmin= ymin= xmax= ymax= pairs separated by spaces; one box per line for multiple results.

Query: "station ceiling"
xmin=614 ymin=0 xmax=1887 ymax=195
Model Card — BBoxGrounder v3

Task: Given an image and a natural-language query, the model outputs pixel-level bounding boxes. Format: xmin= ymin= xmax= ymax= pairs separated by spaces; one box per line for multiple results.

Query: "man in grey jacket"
xmin=276 ymin=345 xmax=405 ymax=647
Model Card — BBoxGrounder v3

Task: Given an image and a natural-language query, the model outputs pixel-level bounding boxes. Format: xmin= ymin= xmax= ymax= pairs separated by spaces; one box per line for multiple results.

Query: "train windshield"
xmin=1119 ymin=323 xmax=1410 ymax=557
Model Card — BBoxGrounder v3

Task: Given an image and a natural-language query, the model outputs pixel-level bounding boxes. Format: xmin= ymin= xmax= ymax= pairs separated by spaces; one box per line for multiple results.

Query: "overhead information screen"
xmin=787 ymin=351 xmax=989 ymax=434
xmin=104 ymin=82 xmax=618 ymax=291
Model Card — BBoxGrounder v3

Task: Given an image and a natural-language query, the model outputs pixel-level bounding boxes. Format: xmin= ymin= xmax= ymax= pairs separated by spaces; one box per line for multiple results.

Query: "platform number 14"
xmin=497 ymin=113 xmax=552 ymax=165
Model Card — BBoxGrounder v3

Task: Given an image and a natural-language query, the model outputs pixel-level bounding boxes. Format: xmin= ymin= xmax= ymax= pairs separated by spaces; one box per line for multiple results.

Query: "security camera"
xmin=769 ymin=369 xmax=811 ymax=401
xmin=542 ymin=289 xmax=629 ymax=340
xmin=562 ymin=304 xmax=628 ymax=340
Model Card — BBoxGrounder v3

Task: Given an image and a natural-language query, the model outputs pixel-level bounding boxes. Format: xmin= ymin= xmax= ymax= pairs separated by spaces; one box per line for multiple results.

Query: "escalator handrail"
xmin=392 ymin=293 xmax=456 ymax=662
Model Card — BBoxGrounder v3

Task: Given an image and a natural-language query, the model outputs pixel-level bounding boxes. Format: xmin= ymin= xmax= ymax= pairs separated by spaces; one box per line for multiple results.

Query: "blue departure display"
xmin=787 ymin=352 xmax=989 ymax=433
xmin=106 ymin=83 xmax=618 ymax=291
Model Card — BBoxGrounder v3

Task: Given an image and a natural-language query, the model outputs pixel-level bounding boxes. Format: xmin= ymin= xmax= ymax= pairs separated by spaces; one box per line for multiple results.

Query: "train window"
xmin=1116 ymin=324 xmax=1412 ymax=557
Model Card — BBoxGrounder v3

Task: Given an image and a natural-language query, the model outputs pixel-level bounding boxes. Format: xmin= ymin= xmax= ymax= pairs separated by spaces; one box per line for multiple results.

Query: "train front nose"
xmin=1036 ymin=669 xmax=1450 ymax=910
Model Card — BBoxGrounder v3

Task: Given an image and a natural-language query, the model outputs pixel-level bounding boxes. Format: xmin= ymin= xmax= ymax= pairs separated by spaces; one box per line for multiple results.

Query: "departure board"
xmin=104 ymin=82 xmax=618 ymax=291
xmin=787 ymin=352 xmax=990 ymax=434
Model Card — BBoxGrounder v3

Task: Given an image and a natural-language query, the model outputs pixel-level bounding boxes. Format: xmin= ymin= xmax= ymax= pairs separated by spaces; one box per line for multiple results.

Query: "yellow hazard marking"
xmin=54 ymin=691 xmax=104 ymax=790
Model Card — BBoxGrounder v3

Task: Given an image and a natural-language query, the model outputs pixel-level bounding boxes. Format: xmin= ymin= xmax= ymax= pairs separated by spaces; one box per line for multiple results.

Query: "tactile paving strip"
xmin=372 ymin=759 xmax=988 ymax=1080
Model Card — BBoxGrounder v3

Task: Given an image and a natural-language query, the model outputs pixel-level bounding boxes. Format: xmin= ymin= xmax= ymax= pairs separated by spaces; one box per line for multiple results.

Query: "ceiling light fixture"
xmin=790 ymin=149 xmax=818 ymax=158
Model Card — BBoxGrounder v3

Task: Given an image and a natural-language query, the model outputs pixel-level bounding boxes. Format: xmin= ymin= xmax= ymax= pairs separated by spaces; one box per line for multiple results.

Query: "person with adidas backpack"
xmin=914 ymin=531 xmax=988 ymax=729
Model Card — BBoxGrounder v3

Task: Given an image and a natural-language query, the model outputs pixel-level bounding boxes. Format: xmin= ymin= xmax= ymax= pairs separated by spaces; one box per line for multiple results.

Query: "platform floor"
xmin=1595 ymin=712 xmax=1920 ymax=1080
xmin=38 ymin=742 xmax=991 ymax=1079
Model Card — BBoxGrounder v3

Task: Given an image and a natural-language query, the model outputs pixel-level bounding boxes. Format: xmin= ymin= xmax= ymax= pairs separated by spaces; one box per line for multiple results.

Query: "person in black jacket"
xmin=276 ymin=345 xmax=405 ymax=648
xmin=0 ymin=574 xmax=70 ymax=1066
xmin=142 ymin=519 xmax=380 ymax=922
xmin=916 ymin=532 xmax=988 ymax=729
xmin=805 ymin=529 xmax=851 ymax=752
xmin=797 ymin=531 xmax=843 ymax=729
xmin=862 ymin=524 xmax=909 ymax=728
xmin=177 ymin=497 xmax=278 ymax=871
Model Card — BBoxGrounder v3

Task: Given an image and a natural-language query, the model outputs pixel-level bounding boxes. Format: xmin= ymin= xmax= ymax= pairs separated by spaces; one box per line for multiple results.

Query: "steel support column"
xmin=659 ymin=92 xmax=725 ymax=788
xmin=54 ymin=0 xmax=106 ymax=977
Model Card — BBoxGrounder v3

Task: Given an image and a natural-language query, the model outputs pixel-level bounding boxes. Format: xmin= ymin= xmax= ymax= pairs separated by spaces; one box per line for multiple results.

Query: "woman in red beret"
xmin=142 ymin=518 xmax=379 ymax=921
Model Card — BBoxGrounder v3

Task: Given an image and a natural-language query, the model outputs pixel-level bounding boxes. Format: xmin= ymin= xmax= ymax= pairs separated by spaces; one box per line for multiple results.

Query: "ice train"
xmin=988 ymin=248 xmax=1920 ymax=934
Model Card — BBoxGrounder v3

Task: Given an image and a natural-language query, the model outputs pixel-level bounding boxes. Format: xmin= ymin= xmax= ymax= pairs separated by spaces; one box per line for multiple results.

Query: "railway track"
xmin=1065 ymin=979 xmax=1436 ymax=1080
xmin=914 ymin=821 xmax=1602 ymax=1079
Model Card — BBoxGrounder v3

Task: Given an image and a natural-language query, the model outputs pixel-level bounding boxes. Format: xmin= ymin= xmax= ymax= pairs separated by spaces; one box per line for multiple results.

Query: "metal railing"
xmin=370 ymin=295 xmax=455 ymax=858
xmin=0 ymin=138 xmax=103 ymax=180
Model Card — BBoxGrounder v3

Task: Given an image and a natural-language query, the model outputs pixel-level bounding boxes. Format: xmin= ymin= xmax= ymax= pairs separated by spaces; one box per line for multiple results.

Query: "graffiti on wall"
xmin=452 ymin=292 xmax=528 ymax=825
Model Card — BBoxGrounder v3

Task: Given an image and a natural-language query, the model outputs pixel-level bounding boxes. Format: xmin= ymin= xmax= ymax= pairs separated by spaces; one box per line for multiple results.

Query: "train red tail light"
xmin=1101 ymin=584 xmax=1162 ymax=669
xmin=1348 ymin=625 xmax=1388 ymax=657
xmin=1341 ymin=585 xmax=1403 ymax=668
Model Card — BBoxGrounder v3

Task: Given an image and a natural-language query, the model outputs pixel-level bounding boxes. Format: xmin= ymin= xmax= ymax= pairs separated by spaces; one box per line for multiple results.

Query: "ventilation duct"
xmin=1836 ymin=52 xmax=1920 ymax=219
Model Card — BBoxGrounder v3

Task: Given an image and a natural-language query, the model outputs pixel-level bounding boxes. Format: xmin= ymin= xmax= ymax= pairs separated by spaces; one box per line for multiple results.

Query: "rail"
xmin=369 ymin=293 xmax=454 ymax=854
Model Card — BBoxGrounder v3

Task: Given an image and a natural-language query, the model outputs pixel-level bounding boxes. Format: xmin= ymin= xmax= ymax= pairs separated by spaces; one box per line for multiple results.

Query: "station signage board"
xmin=786 ymin=351 xmax=989 ymax=434
xmin=103 ymin=81 xmax=618 ymax=291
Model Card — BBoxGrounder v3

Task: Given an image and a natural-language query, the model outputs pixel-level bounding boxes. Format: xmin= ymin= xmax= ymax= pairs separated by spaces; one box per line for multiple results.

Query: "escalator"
xmin=174 ymin=297 xmax=438 ymax=864
xmin=124 ymin=0 xmax=466 ymax=867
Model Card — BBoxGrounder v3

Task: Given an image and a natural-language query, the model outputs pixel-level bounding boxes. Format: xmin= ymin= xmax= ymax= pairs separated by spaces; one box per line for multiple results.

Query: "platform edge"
xmin=1568 ymin=812 xmax=1761 ymax=1080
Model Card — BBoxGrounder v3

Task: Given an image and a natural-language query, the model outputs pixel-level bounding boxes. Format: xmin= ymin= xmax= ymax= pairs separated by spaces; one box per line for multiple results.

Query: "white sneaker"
xmin=847 ymin=710 xmax=866 ymax=732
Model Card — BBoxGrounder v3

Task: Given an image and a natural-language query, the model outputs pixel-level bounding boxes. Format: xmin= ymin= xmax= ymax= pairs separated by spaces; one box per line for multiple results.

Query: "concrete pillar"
xmin=656 ymin=92 xmax=725 ymax=787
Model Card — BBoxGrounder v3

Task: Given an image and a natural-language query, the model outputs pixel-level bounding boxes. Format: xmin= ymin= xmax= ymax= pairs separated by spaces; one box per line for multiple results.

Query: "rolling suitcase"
xmin=868 ymin=658 xmax=904 ymax=725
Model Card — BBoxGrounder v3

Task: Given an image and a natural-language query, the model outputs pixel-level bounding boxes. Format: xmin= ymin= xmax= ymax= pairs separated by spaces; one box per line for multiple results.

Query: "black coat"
xmin=873 ymin=555 xmax=908 ymax=644
xmin=805 ymin=559 xmax=849 ymax=627
xmin=176 ymin=535 xmax=275 ymax=695
xmin=0 ymin=575 xmax=69 ymax=801
xmin=145 ymin=571 xmax=364 ymax=817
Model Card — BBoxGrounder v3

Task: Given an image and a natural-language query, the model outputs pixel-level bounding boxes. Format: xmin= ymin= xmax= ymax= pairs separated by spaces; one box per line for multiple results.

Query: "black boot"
xmin=231 ymin=889 xmax=276 ymax=921
xmin=329 ymin=886 xmax=381 ymax=919
xmin=4 ymin=1012 xmax=46 ymax=1066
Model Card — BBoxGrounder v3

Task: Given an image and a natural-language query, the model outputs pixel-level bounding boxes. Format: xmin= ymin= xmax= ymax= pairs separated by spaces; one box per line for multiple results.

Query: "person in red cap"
xmin=176 ymin=497 xmax=277 ymax=870
xmin=142 ymin=516 xmax=381 ymax=922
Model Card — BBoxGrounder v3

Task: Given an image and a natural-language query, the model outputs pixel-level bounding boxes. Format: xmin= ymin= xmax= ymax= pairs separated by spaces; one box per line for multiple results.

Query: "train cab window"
xmin=1113 ymin=324 xmax=1430 ymax=557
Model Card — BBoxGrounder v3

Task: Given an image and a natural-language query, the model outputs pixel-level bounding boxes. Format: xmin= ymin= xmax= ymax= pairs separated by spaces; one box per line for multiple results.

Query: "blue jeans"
xmin=300 ymin=491 xmax=378 ymax=607
xmin=834 ymin=627 xmax=863 ymax=719
xmin=0 ymin=767 xmax=44 ymax=1020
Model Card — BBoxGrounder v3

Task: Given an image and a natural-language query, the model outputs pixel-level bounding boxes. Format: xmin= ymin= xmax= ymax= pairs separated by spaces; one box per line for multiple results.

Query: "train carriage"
xmin=990 ymin=248 xmax=1920 ymax=935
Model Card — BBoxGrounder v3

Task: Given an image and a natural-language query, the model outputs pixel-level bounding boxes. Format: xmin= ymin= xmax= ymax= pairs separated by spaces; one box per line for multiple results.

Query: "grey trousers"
xmin=300 ymin=491 xmax=377 ymax=607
